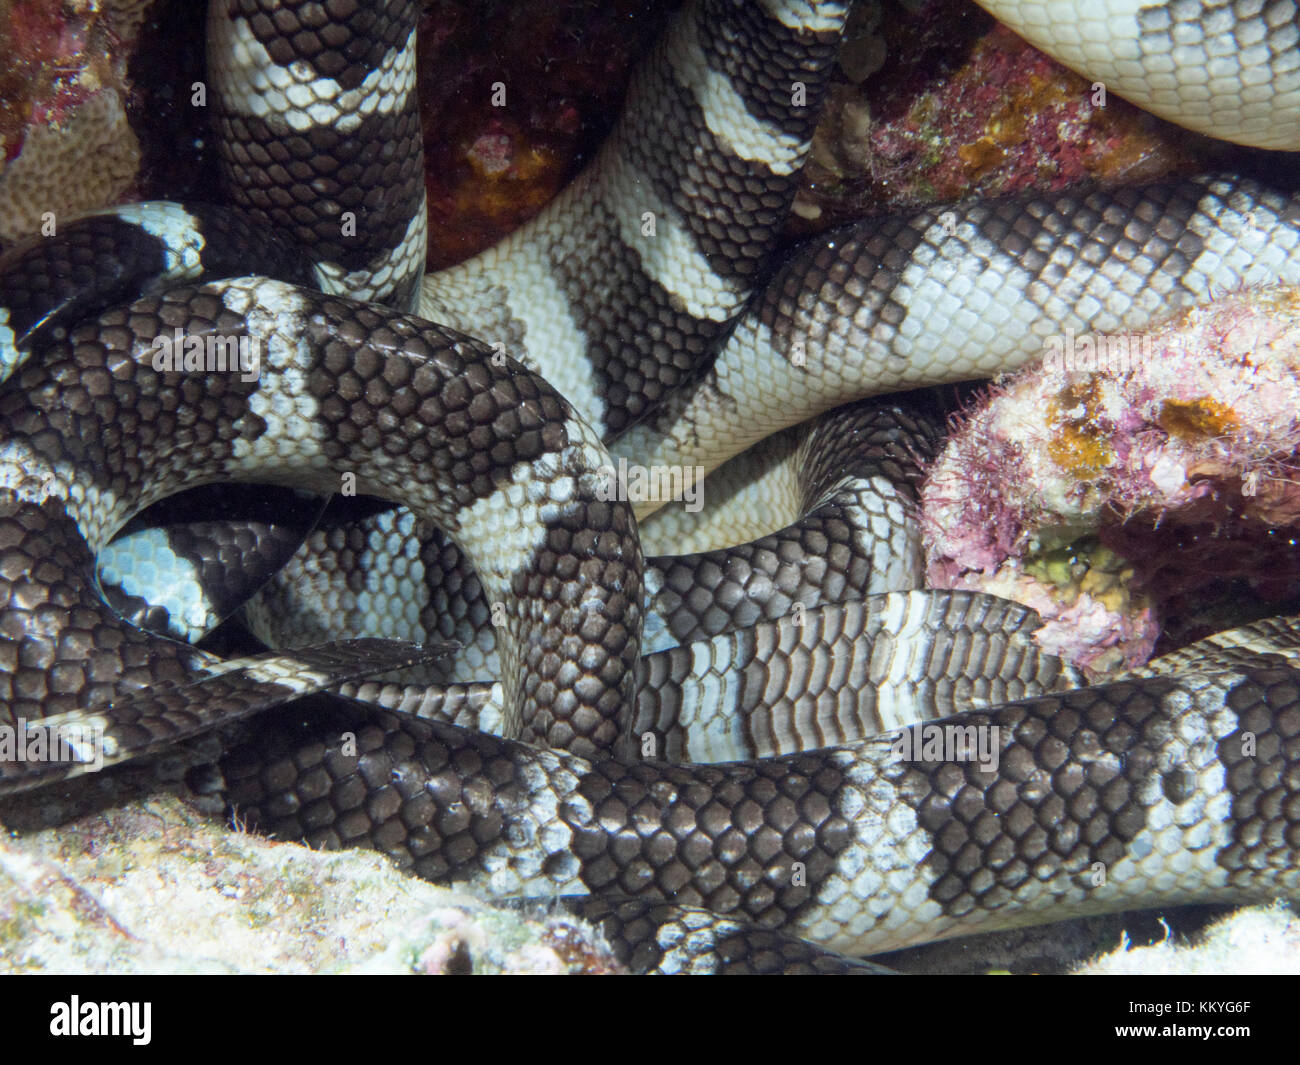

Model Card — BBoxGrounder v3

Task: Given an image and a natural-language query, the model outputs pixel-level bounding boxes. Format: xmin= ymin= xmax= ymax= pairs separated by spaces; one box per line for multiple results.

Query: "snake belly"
xmin=1 ymin=0 xmax=1300 ymax=974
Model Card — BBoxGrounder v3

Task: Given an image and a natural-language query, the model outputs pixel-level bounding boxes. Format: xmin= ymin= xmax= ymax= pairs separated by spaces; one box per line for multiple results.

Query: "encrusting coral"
xmin=921 ymin=283 xmax=1300 ymax=675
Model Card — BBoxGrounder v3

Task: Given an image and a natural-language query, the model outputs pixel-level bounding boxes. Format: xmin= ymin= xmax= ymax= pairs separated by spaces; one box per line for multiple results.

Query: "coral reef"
xmin=4 ymin=789 xmax=1292 ymax=974
xmin=0 ymin=0 xmax=151 ymax=247
xmin=1075 ymin=902 xmax=1300 ymax=976
xmin=414 ymin=0 xmax=663 ymax=268
xmin=0 ymin=794 xmax=622 ymax=974
xmin=790 ymin=0 xmax=1222 ymax=231
xmin=921 ymin=284 xmax=1300 ymax=674
xmin=1 ymin=0 xmax=1295 ymax=977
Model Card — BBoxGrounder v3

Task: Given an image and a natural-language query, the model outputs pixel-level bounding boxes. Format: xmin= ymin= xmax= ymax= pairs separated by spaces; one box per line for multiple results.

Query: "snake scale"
xmin=1 ymin=0 xmax=1300 ymax=974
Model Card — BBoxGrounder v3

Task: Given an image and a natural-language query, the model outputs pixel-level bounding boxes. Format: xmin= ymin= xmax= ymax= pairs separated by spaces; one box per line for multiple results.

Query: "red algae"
xmin=0 ymin=0 xmax=155 ymax=246
xmin=791 ymin=0 xmax=1223 ymax=232
xmin=921 ymin=284 xmax=1300 ymax=675
xmin=0 ymin=0 xmax=149 ymax=162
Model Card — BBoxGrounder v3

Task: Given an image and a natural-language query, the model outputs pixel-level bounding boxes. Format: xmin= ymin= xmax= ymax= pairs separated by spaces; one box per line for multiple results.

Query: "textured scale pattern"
xmin=560 ymin=896 xmax=891 ymax=974
xmin=275 ymin=588 xmax=1079 ymax=769
xmin=628 ymin=592 xmax=1083 ymax=762
xmin=4 ymin=0 xmax=1300 ymax=974
xmin=978 ymin=0 xmax=1300 ymax=149
xmin=615 ymin=175 xmax=1300 ymax=484
xmin=222 ymin=666 xmax=1300 ymax=958
xmin=208 ymin=0 xmax=427 ymax=308
xmin=99 ymin=486 xmax=323 ymax=643
xmin=418 ymin=0 xmax=849 ymax=437
xmin=245 ymin=399 xmax=942 ymax=676
xmin=0 ymin=275 xmax=643 ymax=758
xmin=0 ymin=203 xmax=314 ymax=381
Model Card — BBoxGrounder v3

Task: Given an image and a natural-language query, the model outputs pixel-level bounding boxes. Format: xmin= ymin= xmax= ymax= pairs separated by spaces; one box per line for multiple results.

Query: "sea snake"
xmin=0 ymin=0 xmax=1299 ymax=974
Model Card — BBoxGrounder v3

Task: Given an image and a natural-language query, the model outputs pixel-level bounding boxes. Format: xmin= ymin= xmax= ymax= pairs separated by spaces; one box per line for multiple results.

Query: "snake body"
xmin=2 ymin=0 xmax=1300 ymax=973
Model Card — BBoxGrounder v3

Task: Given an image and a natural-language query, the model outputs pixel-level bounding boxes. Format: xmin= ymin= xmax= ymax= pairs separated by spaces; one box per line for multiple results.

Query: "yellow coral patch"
xmin=1047 ymin=382 xmax=1113 ymax=477
xmin=1157 ymin=398 xmax=1239 ymax=440
xmin=957 ymin=136 xmax=1007 ymax=175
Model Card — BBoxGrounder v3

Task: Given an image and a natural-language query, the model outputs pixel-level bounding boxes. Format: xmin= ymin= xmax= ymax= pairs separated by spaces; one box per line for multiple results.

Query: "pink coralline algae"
xmin=921 ymin=284 xmax=1300 ymax=676
xmin=791 ymin=0 xmax=1218 ymax=234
